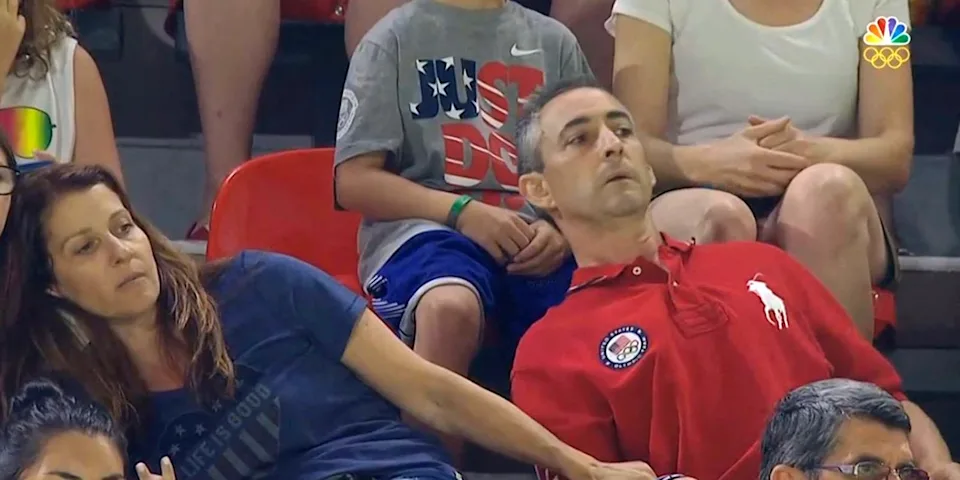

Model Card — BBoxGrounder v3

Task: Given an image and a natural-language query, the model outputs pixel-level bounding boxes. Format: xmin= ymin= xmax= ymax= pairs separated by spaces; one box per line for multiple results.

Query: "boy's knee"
xmin=415 ymin=285 xmax=484 ymax=341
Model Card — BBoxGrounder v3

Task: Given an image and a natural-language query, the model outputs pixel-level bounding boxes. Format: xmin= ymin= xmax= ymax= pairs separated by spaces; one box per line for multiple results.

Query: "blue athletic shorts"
xmin=365 ymin=230 xmax=575 ymax=346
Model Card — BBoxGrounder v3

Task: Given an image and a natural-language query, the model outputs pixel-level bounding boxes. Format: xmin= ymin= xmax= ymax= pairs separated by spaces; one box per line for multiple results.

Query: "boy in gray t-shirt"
xmin=334 ymin=0 xmax=592 ymax=436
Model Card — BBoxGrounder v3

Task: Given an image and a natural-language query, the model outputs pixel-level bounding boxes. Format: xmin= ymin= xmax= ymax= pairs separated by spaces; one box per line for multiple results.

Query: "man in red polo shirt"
xmin=509 ymin=77 xmax=959 ymax=480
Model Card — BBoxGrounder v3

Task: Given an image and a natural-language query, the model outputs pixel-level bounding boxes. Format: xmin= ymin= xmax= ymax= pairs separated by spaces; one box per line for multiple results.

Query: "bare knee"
xmin=414 ymin=285 xmax=484 ymax=347
xmin=699 ymin=194 xmax=757 ymax=243
xmin=780 ymin=164 xmax=874 ymax=241
xmin=651 ymin=189 xmax=756 ymax=244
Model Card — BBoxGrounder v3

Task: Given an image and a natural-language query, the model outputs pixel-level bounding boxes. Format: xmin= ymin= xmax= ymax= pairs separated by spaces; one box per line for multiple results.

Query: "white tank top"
xmin=607 ymin=0 xmax=910 ymax=145
xmin=0 ymin=36 xmax=77 ymax=168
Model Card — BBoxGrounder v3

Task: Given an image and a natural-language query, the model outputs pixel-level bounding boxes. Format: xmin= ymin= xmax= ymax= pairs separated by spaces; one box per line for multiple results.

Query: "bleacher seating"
xmin=61 ymin=0 xmax=122 ymax=60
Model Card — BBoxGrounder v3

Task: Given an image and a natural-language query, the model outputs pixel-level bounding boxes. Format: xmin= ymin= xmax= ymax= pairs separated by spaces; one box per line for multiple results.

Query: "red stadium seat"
xmin=874 ymin=287 xmax=897 ymax=337
xmin=207 ymin=148 xmax=363 ymax=294
xmin=57 ymin=0 xmax=106 ymax=10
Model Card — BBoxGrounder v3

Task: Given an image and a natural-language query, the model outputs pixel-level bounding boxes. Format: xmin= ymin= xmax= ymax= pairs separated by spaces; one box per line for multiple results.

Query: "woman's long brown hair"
xmin=14 ymin=0 xmax=75 ymax=78
xmin=0 ymin=164 xmax=235 ymax=428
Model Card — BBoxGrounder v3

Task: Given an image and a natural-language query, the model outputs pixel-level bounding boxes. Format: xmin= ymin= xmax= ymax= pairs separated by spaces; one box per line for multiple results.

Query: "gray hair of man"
xmin=516 ymin=75 xmax=607 ymax=178
xmin=760 ymin=378 xmax=911 ymax=480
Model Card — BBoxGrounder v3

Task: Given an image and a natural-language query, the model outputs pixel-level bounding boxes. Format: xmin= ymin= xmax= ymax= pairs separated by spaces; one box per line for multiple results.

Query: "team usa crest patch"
xmin=599 ymin=325 xmax=648 ymax=370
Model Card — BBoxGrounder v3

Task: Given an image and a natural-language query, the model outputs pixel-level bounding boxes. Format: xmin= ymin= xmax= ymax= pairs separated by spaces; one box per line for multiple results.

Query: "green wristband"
xmin=446 ymin=195 xmax=473 ymax=229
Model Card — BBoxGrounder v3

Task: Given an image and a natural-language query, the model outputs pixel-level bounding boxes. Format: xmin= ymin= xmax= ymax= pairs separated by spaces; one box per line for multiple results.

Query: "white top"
xmin=607 ymin=0 xmax=910 ymax=146
xmin=0 ymin=36 xmax=78 ymax=167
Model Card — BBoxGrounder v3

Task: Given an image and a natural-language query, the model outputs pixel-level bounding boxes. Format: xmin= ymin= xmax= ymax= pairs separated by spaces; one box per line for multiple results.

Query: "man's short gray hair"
xmin=760 ymin=379 xmax=910 ymax=480
xmin=515 ymin=76 xmax=605 ymax=177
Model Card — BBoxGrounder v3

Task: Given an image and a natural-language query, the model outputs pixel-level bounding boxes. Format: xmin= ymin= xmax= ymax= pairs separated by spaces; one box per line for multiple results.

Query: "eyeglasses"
xmin=0 ymin=166 xmax=19 ymax=195
xmin=817 ymin=461 xmax=929 ymax=480
xmin=0 ymin=106 xmax=56 ymax=159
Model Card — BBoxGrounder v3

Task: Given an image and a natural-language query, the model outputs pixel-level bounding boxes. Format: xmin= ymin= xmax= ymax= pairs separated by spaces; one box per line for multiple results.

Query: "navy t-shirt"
xmin=128 ymin=251 xmax=456 ymax=480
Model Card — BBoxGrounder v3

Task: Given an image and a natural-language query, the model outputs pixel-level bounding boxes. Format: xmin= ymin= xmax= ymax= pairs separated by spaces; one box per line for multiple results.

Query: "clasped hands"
xmin=704 ymin=115 xmax=828 ymax=198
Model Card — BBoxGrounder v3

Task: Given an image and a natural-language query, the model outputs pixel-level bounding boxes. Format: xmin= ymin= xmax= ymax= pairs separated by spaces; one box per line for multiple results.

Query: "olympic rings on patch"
xmin=862 ymin=46 xmax=911 ymax=69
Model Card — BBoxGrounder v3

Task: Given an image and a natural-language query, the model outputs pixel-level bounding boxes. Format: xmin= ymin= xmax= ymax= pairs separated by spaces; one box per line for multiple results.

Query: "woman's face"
xmin=19 ymin=431 xmax=125 ymax=480
xmin=44 ymin=184 xmax=161 ymax=323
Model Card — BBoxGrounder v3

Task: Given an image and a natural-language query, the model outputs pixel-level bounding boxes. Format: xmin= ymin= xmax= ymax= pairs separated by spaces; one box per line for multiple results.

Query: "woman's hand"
xmin=748 ymin=115 xmax=828 ymax=163
xmin=135 ymin=457 xmax=176 ymax=480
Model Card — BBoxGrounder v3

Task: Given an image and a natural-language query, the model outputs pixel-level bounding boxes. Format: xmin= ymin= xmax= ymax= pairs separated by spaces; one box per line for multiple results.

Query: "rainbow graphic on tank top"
xmin=0 ymin=106 xmax=56 ymax=160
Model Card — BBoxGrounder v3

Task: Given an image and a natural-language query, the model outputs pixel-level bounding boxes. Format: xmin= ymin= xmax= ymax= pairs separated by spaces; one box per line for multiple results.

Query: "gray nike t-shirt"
xmin=334 ymin=0 xmax=593 ymax=284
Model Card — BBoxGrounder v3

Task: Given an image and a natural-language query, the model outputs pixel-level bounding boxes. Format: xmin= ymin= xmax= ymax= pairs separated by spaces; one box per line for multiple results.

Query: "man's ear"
xmin=770 ymin=464 xmax=807 ymax=480
xmin=519 ymin=173 xmax=556 ymax=211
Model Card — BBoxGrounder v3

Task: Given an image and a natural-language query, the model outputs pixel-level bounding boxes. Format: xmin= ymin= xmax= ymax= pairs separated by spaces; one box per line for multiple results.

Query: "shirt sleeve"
xmin=608 ymin=0 xmax=672 ymax=36
xmin=854 ymin=0 xmax=911 ymax=35
xmin=248 ymin=251 xmax=368 ymax=360
xmin=511 ymin=332 xmax=622 ymax=473
xmin=558 ymin=28 xmax=595 ymax=81
xmin=781 ymin=254 xmax=906 ymax=400
xmin=873 ymin=0 xmax=911 ymax=26
xmin=334 ymin=35 xmax=405 ymax=165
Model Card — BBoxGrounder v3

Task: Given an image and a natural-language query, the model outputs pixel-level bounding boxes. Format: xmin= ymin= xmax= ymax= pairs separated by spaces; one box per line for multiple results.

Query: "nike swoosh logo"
xmin=511 ymin=44 xmax=542 ymax=57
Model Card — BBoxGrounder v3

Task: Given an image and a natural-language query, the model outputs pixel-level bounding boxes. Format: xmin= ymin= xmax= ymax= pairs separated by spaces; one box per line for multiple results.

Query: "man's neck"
xmin=432 ymin=0 xmax=507 ymax=9
xmin=562 ymin=214 xmax=663 ymax=267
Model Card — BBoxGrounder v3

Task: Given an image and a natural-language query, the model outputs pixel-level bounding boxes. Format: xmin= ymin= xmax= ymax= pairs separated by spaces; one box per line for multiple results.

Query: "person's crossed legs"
xmin=650 ymin=164 xmax=892 ymax=340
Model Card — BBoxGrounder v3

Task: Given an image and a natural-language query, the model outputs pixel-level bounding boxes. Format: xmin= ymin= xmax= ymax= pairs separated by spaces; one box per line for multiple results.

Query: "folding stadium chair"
xmin=207 ymin=148 xmax=363 ymax=294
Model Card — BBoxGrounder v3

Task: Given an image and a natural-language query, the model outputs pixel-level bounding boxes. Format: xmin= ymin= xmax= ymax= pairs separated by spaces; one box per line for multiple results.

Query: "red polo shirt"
xmin=511 ymin=235 xmax=905 ymax=480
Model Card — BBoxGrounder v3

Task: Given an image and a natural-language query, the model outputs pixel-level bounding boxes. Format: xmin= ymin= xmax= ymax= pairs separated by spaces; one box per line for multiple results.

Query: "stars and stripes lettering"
xmin=411 ymin=56 xmax=544 ymax=210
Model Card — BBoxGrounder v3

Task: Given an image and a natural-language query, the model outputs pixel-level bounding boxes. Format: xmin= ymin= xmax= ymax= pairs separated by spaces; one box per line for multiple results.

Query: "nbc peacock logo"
xmin=862 ymin=16 xmax=911 ymax=69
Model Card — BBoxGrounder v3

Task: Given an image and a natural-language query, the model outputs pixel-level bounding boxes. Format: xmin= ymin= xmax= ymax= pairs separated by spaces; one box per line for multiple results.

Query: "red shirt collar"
xmin=569 ymin=233 xmax=693 ymax=291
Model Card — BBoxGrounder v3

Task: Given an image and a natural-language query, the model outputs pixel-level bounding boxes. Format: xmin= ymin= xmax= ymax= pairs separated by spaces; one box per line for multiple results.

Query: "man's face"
xmin=817 ymin=418 xmax=922 ymax=480
xmin=520 ymin=87 xmax=655 ymax=224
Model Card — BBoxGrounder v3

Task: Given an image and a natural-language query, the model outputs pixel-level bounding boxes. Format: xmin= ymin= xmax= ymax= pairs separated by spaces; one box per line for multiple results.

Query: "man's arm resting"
xmin=511 ymin=358 xmax=623 ymax=467
xmin=335 ymin=152 xmax=460 ymax=224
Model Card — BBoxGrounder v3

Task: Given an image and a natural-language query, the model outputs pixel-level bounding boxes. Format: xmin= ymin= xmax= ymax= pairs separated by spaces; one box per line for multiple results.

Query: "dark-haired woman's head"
xmin=0 ymin=377 xmax=125 ymax=480
xmin=0 ymin=164 xmax=234 ymax=427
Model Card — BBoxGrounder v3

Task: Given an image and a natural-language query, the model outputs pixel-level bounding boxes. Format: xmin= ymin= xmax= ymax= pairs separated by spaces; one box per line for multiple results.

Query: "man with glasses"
xmin=762 ymin=379 xmax=958 ymax=480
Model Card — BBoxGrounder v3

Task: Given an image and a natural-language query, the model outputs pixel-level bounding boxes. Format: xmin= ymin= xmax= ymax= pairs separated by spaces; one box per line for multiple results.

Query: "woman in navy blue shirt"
xmin=0 ymin=163 xmax=656 ymax=480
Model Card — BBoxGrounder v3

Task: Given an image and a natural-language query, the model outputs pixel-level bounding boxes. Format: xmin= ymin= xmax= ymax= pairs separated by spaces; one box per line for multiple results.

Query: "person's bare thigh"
xmin=650 ymin=188 xmax=758 ymax=243
xmin=760 ymin=186 xmax=891 ymax=284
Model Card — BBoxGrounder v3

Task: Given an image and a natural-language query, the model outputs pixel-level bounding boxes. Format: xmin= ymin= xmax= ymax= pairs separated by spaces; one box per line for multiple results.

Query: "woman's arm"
xmin=612 ymin=14 xmax=714 ymax=190
xmin=805 ymin=41 xmax=914 ymax=195
xmin=341 ymin=309 xmax=655 ymax=480
xmin=72 ymin=46 xmax=124 ymax=185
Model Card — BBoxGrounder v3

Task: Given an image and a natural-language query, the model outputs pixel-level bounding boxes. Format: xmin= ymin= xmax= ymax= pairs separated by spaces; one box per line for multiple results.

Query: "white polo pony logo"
xmin=747 ymin=274 xmax=789 ymax=330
